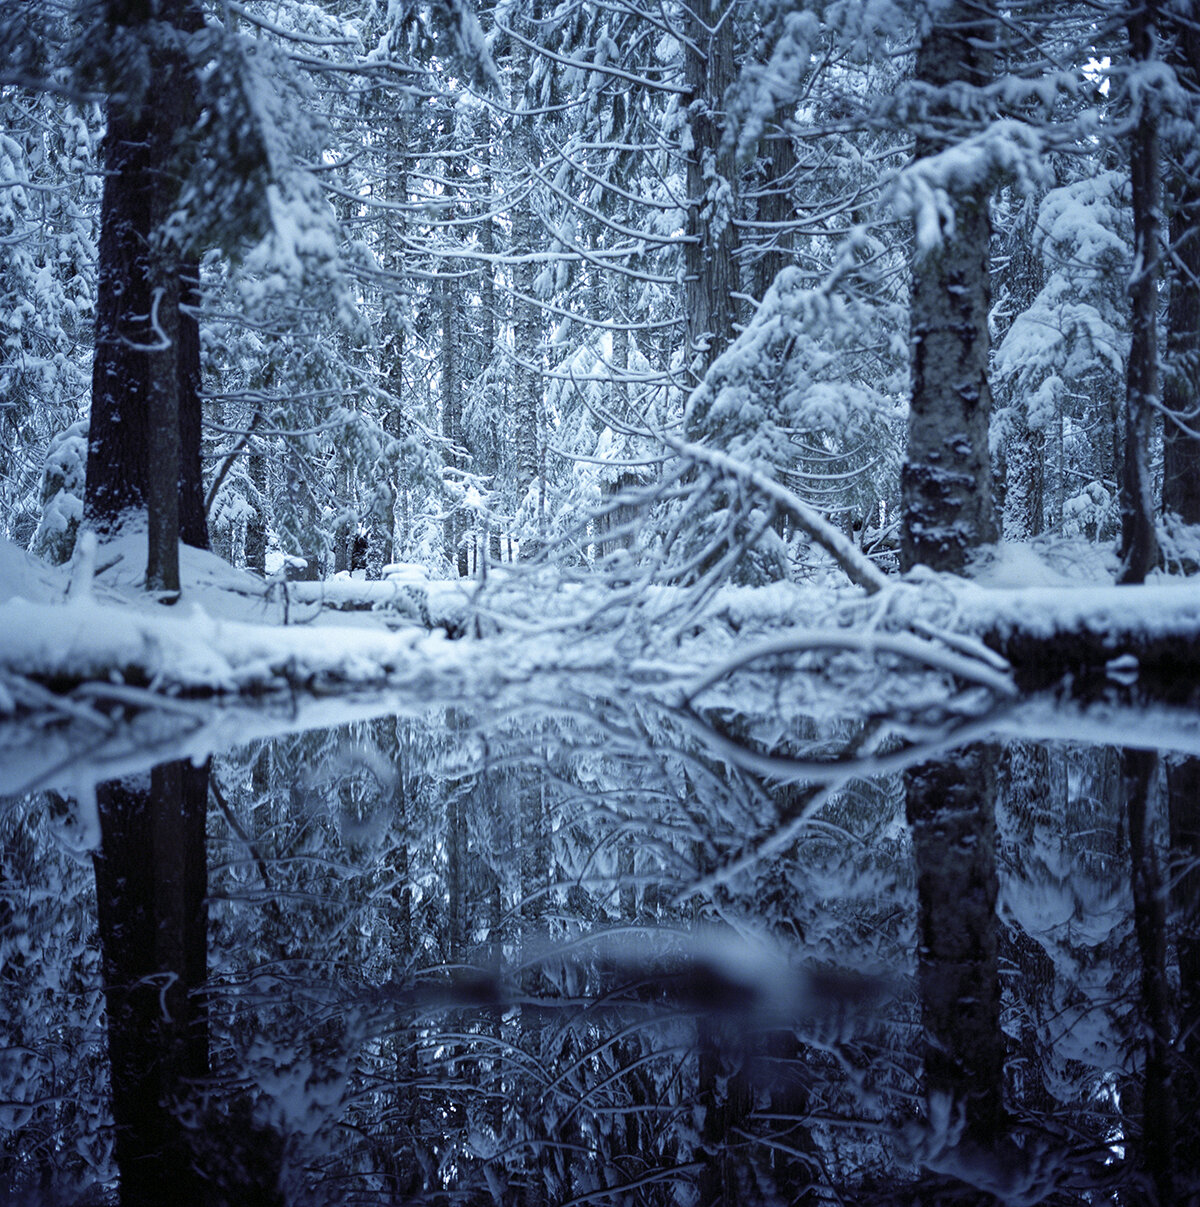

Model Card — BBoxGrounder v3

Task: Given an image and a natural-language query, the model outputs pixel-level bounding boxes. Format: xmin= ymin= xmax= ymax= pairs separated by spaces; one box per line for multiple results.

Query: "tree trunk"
xmin=1002 ymin=423 xmax=1044 ymax=542
xmin=1124 ymin=749 xmax=1175 ymax=1203
xmin=995 ymin=199 xmax=1046 ymax=541
xmin=1167 ymin=756 xmax=1200 ymax=1199
xmin=752 ymin=125 xmax=796 ymax=305
xmin=145 ymin=265 xmax=182 ymax=595
xmin=1119 ymin=2 xmax=1163 ymax=582
xmin=177 ymin=258 xmax=207 ymax=550
xmin=901 ymin=5 xmax=997 ymax=573
xmin=907 ymin=748 xmax=1005 ymax=1155
xmin=85 ymin=0 xmax=208 ymax=597
xmin=1163 ymin=9 xmax=1200 ymax=527
xmin=92 ymin=759 xmax=209 ymax=1207
xmin=683 ymin=0 xmax=740 ymax=384
xmin=997 ymin=743 xmax=1056 ymax=1118
xmin=441 ymin=273 xmax=465 ymax=576
xmin=696 ymin=1021 xmax=753 ymax=1207
xmin=511 ymin=11 xmax=542 ymax=556
xmin=333 ymin=460 xmax=352 ymax=576
xmin=244 ymin=448 xmax=267 ymax=576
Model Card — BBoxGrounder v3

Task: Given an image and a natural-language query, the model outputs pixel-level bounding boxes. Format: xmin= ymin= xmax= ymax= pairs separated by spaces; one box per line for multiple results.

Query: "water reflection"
xmin=1 ymin=711 xmax=1197 ymax=1204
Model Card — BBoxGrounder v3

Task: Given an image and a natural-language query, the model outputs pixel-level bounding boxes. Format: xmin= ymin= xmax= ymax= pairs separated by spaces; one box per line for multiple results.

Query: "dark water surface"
xmin=1 ymin=699 xmax=1197 ymax=1205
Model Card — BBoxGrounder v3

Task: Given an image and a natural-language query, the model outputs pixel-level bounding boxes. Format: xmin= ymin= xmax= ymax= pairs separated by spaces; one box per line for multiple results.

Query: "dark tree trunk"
xmin=1164 ymin=201 xmax=1200 ymax=527
xmin=1124 ymin=749 xmax=1175 ymax=1203
xmin=1167 ymin=756 xmax=1200 ymax=1200
xmin=87 ymin=110 xmax=152 ymax=527
xmin=441 ymin=273 xmax=466 ymax=577
xmin=177 ymin=260 xmax=207 ymax=549
xmin=901 ymin=5 xmax=997 ymax=574
xmin=696 ymin=1022 xmax=753 ymax=1207
xmin=683 ymin=0 xmax=740 ymax=384
xmin=752 ymin=126 xmax=796 ymax=305
xmin=899 ymin=12 xmax=1005 ymax=1183
xmin=997 ymin=742 xmax=1056 ymax=1117
xmin=145 ymin=258 xmax=183 ymax=594
xmin=907 ymin=748 xmax=1005 ymax=1151
xmin=1120 ymin=2 xmax=1163 ymax=582
xmin=244 ymin=448 xmax=267 ymax=576
xmin=1163 ymin=9 xmax=1200 ymax=528
xmin=85 ymin=0 xmax=208 ymax=595
xmin=92 ymin=759 xmax=209 ymax=1207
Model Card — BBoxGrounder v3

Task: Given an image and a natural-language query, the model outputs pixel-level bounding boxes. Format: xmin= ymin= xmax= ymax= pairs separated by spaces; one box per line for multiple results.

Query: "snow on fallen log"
xmin=0 ymin=594 xmax=474 ymax=704
xmin=948 ymin=579 xmax=1200 ymax=700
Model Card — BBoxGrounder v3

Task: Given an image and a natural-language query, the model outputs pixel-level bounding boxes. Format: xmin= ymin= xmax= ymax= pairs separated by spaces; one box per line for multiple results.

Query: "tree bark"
xmin=1120 ymin=2 xmax=1163 ymax=583
xmin=683 ymin=0 xmax=740 ymax=384
xmin=92 ymin=759 xmax=209 ymax=1207
xmin=1124 ymin=749 xmax=1175 ymax=1204
xmin=510 ymin=10 xmax=542 ymax=556
xmin=1163 ymin=8 xmax=1200 ymax=527
xmin=1167 ymin=756 xmax=1200 ymax=1199
xmin=751 ymin=125 xmax=796 ymax=305
xmin=244 ymin=447 xmax=267 ymax=576
xmin=85 ymin=0 xmax=208 ymax=596
xmin=441 ymin=273 xmax=466 ymax=576
xmin=907 ymin=748 xmax=1005 ymax=1153
xmin=901 ymin=5 xmax=997 ymax=573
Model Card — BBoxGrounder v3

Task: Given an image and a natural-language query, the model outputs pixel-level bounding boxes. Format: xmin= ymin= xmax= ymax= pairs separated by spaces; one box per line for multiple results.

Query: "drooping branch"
xmin=664 ymin=436 xmax=890 ymax=595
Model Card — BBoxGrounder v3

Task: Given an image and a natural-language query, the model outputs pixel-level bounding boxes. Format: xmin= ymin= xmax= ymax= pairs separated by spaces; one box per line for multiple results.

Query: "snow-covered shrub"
xmin=31 ymin=418 xmax=87 ymax=565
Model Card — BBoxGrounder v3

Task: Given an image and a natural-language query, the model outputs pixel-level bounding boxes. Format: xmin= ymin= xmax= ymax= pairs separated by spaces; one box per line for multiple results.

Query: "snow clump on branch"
xmin=891 ymin=121 xmax=1049 ymax=254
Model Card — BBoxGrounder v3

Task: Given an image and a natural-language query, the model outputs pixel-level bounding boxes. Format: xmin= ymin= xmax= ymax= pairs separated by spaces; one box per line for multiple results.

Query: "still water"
xmin=1 ymin=700 xmax=1196 ymax=1205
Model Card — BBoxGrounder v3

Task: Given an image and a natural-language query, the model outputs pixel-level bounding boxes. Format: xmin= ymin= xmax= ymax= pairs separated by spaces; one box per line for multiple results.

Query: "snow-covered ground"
xmin=0 ymin=534 xmax=492 ymax=703
xmin=1 ymin=533 xmax=1199 ymax=798
xmin=4 ymin=533 xmax=1200 ymax=699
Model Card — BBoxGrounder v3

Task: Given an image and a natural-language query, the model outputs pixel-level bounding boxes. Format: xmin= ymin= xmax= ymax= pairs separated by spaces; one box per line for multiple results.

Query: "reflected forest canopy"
xmin=5 ymin=717 xmax=1200 ymax=1205
xmin=1 ymin=0 xmax=1200 ymax=1205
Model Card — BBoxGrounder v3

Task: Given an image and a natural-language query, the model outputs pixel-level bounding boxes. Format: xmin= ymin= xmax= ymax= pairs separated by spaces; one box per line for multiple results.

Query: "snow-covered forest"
xmin=1 ymin=0 xmax=1200 ymax=1203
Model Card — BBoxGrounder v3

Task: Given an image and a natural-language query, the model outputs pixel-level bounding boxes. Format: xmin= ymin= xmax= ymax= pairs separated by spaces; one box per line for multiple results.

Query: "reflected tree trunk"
xmin=516 ymin=765 xmax=549 ymax=1207
xmin=907 ymin=748 xmax=1005 ymax=1157
xmin=386 ymin=725 xmax=421 ymax=1198
xmin=1167 ymin=755 xmax=1200 ymax=1200
xmin=997 ymin=742 xmax=1056 ymax=1118
xmin=1124 ymin=748 xmax=1175 ymax=1204
xmin=696 ymin=1021 xmax=752 ymax=1206
xmin=92 ymin=759 xmax=209 ymax=1207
